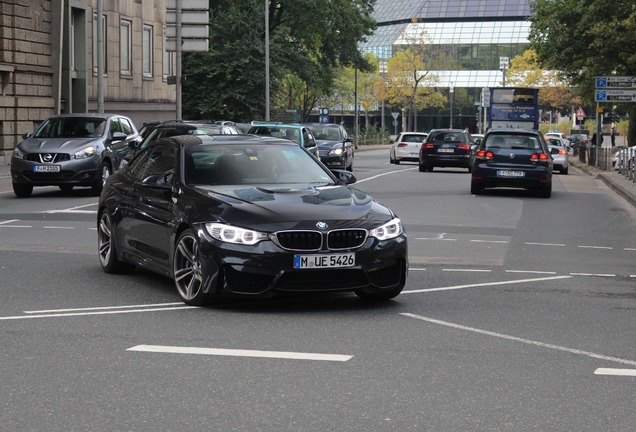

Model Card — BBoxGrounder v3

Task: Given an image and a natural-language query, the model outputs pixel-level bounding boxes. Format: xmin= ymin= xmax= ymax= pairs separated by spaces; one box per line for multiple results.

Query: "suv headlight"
xmin=74 ymin=146 xmax=96 ymax=159
xmin=328 ymin=148 xmax=344 ymax=156
xmin=369 ymin=218 xmax=403 ymax=241
xmin=12 ymin=147 xmax=25 ymax=160
xmin=205 ymin=223 xmax=269 ymax=245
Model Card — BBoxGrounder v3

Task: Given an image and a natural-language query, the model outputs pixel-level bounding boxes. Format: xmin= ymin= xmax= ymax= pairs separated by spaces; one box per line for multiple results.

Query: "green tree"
xmin=529 ymin=0 xmax=636 ymax=143
xmin=182 ymin=0 xmax=376 ymax=122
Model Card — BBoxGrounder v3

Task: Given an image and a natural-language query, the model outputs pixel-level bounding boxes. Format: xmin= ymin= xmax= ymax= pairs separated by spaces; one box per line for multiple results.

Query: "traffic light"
xmin=611 ymin=112 xmax=619 ymax=122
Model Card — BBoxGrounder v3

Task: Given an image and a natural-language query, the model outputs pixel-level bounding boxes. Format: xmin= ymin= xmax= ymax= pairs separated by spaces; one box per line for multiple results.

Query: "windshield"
xmin=185 ymin=144 xmax=333 ymax=186
xmin=34 ymin=117 xmax=106 ymax=138
xmin=313 ymin=127 xmax=342 ymax=141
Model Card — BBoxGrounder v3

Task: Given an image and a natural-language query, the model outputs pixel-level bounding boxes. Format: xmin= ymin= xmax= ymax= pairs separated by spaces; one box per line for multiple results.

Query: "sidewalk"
xmin=2 ymin=148 xmax=636 ymax=208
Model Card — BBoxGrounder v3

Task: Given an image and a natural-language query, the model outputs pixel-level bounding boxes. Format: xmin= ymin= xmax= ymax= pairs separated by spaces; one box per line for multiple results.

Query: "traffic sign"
xmin=595 ymin=89 xmax=636 ymax=102
xmin=391 ymin=112 xmax=400 ymax=120
xmin=596 ymin=76 xmax=636 ymax=89
xmin=576 ymin=106 xmax=586 ymax=118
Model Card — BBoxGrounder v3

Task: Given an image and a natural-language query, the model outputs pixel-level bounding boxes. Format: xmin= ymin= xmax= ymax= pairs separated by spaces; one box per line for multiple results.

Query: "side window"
xmin=109 ymin=118 xmax=122 ymax=136
xmin=126 ymin=149 xmax=153 ymax=181
xmin=145 ymin=143 xmax=176 ymax=178
xmin=303 ymin=128 xmax=315 ymax=145
xmin=119 ymin=118 xmax=134 ymax=135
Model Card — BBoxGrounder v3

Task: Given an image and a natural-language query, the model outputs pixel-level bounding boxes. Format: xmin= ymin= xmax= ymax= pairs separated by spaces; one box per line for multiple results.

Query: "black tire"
xmin=418 ymin=163 xmax=425 ymax=172
xmin=92 ymin=161 xmax=112 ymax=196
xmin=562 ymin=166 xmax=569 ymax=175
xmin=471 ymin=181 xmax=482 ymax=195
xmin=13 ymin=183 xmax=33 ymax=198
xmin=426 ymin=165 xmax=434 ymax=172
xmin=59 ymin=185 xmax=74 ymax=193
xmin=98 ymin=211 xmax=135 ymax=274
xmin=539 ymin=185 xmax=552 ymax=198
xmin=173 ymin=229 xmax=210 ymax=306
xmin=355 ymin=284 xmax=404 ymax=301
xmin=394 ymin=159 xmax=400 ymax=165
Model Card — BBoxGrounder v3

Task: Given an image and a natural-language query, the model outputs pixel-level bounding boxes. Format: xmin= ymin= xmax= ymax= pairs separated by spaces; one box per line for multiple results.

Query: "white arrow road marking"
xmin=401 ymin=275 xmax=572 ymax=294
xmin=128 ymin=345 xmax=353 ymax=362
xmin=594 ymin=368 xmax=636 ymax=377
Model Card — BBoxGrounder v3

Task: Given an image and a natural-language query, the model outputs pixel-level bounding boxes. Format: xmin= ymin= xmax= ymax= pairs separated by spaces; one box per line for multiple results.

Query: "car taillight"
xmin=458 ymin=143 xmax=471 ymax=151
xmin=476 ymin=150 xmax=494 ymax=159
xmin=397 ymin=143 xmax=408 ymax=147
xmin=530 ymin=153 xmax=550 ymax=160
xmin=423 ymin=143 xmax=434 ymax=149
xmin=559 ymin=149 xmax=567 ymax=155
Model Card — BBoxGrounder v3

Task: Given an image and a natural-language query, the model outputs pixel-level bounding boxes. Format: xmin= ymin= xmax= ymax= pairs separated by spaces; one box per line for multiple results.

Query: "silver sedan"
xmin=546 ymin=137 xmax=569 ymax=174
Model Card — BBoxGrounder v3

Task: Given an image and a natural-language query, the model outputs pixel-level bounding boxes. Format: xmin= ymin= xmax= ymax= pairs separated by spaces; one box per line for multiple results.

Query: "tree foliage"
xmin=182 ymin=0 xmax=376 ymax=121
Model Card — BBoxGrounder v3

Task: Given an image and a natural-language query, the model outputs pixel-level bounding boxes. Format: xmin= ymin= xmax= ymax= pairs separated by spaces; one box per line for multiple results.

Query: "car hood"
xmin=190 ymin=183 xmax=394 ymax=230
xmin=18 ymin=137 xmax=101 ymax=152
xmin=316 ymin=140 xmax=344 ymax=149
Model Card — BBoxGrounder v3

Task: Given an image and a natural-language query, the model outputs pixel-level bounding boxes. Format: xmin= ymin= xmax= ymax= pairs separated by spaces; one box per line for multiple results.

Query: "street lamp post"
xmin=499 ymin=56 xmax=509 ymax=88
xmin=449 ymin=84 xmax=454 ymax=128
xmin=265 ymin=0 xmax=270 ymax=121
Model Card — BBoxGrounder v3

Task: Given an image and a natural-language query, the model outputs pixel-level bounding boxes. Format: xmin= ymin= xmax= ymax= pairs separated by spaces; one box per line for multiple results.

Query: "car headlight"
xmin=74 ymin=146 xmax=96 ymax=159
xmin=369 ymin=218 xmax=403 ymax=241
xmin=328 ymin=148 xmax=344 ymax=156
xmin=205 ymin=223 xmax=269 ymax=245
xmin=12 ymin=147 xmax=25 ymax=160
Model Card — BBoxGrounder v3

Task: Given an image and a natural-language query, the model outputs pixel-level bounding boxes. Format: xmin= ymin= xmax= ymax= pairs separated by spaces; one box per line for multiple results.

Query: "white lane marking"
xmin=128 ymin=345 xmax=353 ymax=362
xmin=525 ymin=242 xmax=566 ymax=247
xmin=410 ymin=268 xmax=426 ymax=271
xmin=569 ymin=273 xmax=615 ymax=277
xmin=625 ymin=248 xmax=636 ymax=251
xmin=0 ymin=219 xmax=20 ymax=225
xmin=470 ymin=239 xmax=508 ymax=244
xmin=356 ymin=168 xmax=416 ymax=184
xmin=416 ymin=237 xmax=458 ymax=241
xmin=401 ymin=275 xmax=571 ymax=294
xmin=578 ymin=245 xmax=613 ymax=250
xmin=0 ymin=225 xmax=32 ymax=228
xmin=506 ymin=270 xmax=557 ymax=275
xmin=43 ymin=203 xmax=99 ymax=214
xmin=24 ymin=302 xmax=185 ymax=314
xmin=401 ymin=313 xmax=636 ymax=367
xmin=442 ymin=268 xmax=491 ymax=272
xmin=0 ymin=306 xmax=196 ymax=320
xmin=43 ymin=226 xmax=75 ymax=230
xmin=594 ymin=368 xmax=636 ymax=377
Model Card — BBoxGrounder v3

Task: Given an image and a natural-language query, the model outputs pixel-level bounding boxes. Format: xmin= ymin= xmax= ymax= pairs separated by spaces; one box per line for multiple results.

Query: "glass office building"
xmin=361 ymin=0 xmax=532 ymax=131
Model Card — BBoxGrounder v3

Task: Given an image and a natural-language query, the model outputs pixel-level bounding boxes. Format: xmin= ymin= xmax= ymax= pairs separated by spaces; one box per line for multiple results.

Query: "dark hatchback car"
xmin=302 ymin=123 xmax=354 ymax=171
xmin=97 ymin=135 xmax=407 ymax=305
xmin=418 ymin=128 xmax=473 ymax=172
xmin=470 ymin=128 xmax=553 ymax=198
xmin=11 ymin=113 xmax=141 ymax=197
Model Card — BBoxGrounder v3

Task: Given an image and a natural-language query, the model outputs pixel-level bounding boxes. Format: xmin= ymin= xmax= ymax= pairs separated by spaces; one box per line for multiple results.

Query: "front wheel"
xmin=98 ymin=211 xmax=135 ymax=274
xmin=13 ymin=182 xmax=33 ymax=198
xmin=92 ymin=161 xmax=112 ymax=196
xmin=173 ymin=230 xmax=210 ymax=306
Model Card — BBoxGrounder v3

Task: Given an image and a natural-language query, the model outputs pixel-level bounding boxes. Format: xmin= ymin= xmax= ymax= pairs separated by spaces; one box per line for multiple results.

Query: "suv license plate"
xmin=497 ymin=170 xmax=525 ymax=177
xmin=438 ymin=148 xmax=454 ymax=153
xmin=33 ymin=165 xmax=61 ymax=173
xmin=293 ymin=253 xmax=355 ymax=269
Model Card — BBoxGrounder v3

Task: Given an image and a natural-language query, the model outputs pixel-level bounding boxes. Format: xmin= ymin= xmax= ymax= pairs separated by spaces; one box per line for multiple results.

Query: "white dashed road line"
xmin=401 ymin=275 xmax=572 ymax=294
xmin=594 ymin=368 xmax=636 ymax=377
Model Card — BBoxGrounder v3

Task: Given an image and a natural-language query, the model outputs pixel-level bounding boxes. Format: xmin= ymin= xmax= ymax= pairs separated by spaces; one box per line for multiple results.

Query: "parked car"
xmin=139 ymin=121 xmax=242 ymax=149
xmin=390 ymin=132 xmax=428 ymax=164
xmin=97 ymin=134 xmax=407 ymax=305
xmin=10 ymin=113 xmax=141 ymax=197
xmin=544 ymin=132 xmax=570 ymax=146
xmin=418 ymin=128 xmax=473 ymax=172
xmin=247 ymin=122 xmax=318 ymax=157
xmin=545 ymin=137 xmax=569 ymax=174
xmin=566 ymin=133 xmax=589 ymax=151
xmin=302 ymin=123 xmax=354 ymax=171
xmin=471 ymin=128 xmax=553 ymax=197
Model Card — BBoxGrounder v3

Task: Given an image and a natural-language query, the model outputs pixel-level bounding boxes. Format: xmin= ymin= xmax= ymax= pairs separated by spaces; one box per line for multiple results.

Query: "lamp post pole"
xmin=265 ymin=0 xmax=270 ymax=121
xmin=449 ymin=84 xmax=454 ymax=128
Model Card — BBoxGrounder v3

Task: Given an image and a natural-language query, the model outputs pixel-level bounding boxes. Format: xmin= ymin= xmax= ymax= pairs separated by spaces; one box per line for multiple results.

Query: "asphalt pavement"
xmin=2 ymin=145 xmax=636 ymax=208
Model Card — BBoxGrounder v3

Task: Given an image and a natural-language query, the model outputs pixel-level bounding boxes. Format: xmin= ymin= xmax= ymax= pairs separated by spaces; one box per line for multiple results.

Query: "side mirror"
xmin=111 ymin=131 xmax=127 ymax=142
xmin=22 ymin=132 xmax=33 ymax=140
xmin=332 ymin=169 xmax=357 ymax=185
xmin=142 ymin=172 xmax=173 ymax=189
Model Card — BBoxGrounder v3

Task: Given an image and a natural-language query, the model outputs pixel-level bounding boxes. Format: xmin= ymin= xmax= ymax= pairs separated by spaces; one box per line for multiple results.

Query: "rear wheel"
xmin=561 ymin=166 xmax=569 ymax=175
xmin=418 ymin=163 xmax=425 ymax=172
xmin=470 ymin=181 xmax=483 ymax=195
xmin=539 ymin=185 xmax=552 ymax=198
xmin=174 ymin=230 xmax=210 ymax=306
xmin=12 ymin=182 xmax=33 ymax=198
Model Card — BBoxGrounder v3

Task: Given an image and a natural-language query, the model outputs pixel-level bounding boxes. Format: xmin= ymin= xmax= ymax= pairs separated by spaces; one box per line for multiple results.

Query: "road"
xmin=1 ymin=148 xmax=635 ymax=431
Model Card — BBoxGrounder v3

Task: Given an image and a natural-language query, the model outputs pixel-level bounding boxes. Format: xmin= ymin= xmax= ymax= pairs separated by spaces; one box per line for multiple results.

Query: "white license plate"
xmin=497 ymin=170 xmax=525 ymax=177
xmin=33 ymin=165 xmax=61 ymax=173
xmin=438 ymin=148 xmax=454 ymax=153
xmin=293 ymin=253 xmax=355 ymax=269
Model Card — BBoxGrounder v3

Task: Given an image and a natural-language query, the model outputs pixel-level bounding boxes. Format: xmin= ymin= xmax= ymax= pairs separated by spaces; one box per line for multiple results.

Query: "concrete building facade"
xmin=0 ymin=0 xmax=177 ymax=166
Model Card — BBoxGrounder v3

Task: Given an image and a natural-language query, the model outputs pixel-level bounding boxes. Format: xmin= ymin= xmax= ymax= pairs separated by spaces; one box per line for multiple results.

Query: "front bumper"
xmin=11 ymin=156 xmax=101 ymax=186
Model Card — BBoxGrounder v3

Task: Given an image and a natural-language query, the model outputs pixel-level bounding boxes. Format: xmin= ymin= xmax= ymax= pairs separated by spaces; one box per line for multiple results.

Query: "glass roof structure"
xmin=362 ymin=0 xmax=533 ymax=88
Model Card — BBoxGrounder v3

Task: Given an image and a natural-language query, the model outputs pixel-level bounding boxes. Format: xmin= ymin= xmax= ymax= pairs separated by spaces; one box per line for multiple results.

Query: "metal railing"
xmin=614 ymin=146 xmax=636 ymax=183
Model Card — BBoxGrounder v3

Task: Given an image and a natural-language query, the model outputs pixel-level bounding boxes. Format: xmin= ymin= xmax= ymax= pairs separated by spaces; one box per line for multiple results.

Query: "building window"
xmin=163 ymin=28 xmax=174 ymax=78
xmin=93 ymin=12 xmax=107 ymax=73
xmin=143 ymin=25 xmax=153 ymax=77
xmin=120 ymin=20 xmax=132 ymax=75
